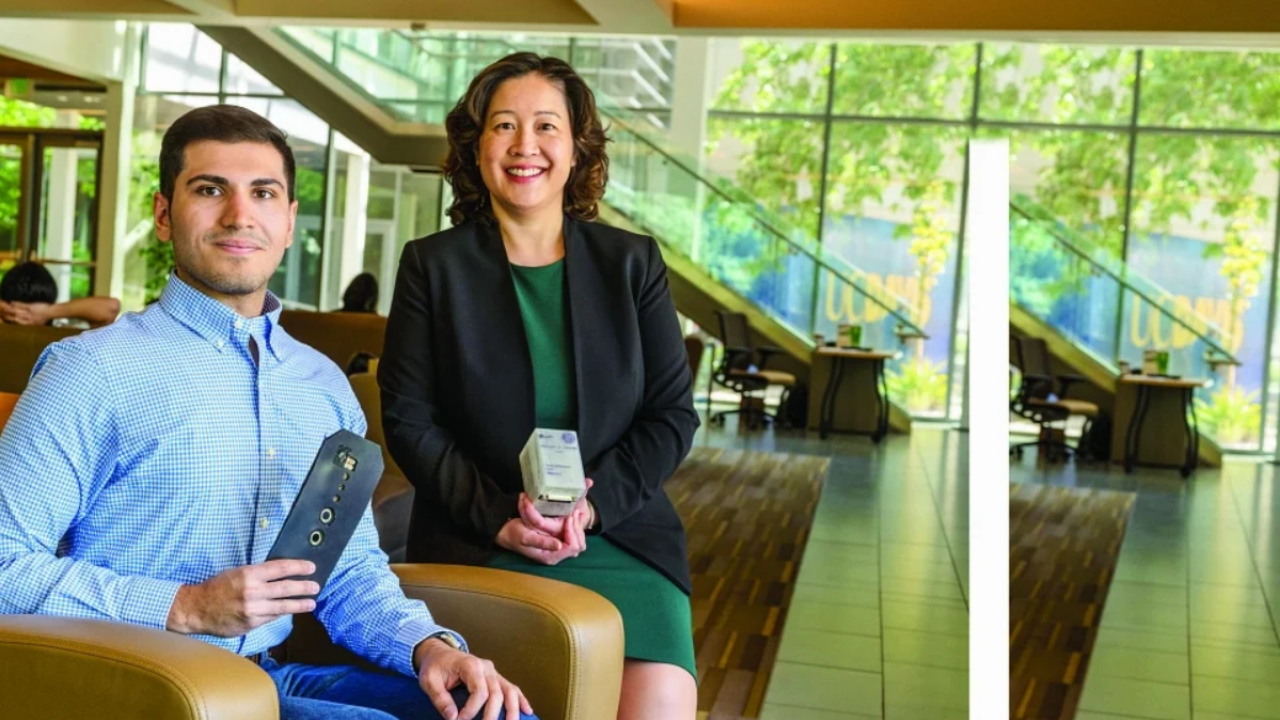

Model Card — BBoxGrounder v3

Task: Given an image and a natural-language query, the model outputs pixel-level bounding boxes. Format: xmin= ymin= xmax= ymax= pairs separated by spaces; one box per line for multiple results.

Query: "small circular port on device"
xmin=320 ymin=507 xmax=335 ymax=525
xmin=339 ymin=484 xmax=347 ymax=492
xmin=309 ymin=530 xmax=324 ymax=546
xmin=332 ymin=495 xmax=341 ymax=503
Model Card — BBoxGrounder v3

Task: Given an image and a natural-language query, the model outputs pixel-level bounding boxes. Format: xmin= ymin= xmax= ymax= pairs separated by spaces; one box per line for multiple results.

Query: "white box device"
xmin=519 ymin=428 xmax=587 ymax=517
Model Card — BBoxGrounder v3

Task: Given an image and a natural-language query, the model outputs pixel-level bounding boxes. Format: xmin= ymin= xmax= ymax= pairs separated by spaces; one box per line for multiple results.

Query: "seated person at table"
xmin=340 ymin=272 xmax=380 ymax=313
xmin=0 ymin=261 xmax=120 ymax=328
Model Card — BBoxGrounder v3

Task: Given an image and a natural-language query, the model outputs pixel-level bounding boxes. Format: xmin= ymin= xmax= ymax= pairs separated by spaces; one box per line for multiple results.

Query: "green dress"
xmin=489 ymin=259 xmax=697 ymax=681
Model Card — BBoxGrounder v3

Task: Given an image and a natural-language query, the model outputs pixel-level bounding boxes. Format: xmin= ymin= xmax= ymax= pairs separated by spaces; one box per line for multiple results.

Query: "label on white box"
xmin=519 ymin=429 xmax=586 ymax=517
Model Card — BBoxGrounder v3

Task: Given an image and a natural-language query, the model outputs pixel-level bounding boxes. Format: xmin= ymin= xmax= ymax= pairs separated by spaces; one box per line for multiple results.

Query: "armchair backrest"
xmin=683 ymin=335 xmax=705 ymax=380
xmin=715 ymin=311 xmax=754 ymax=371
xmin=1019 ymin=336 xmax=1053 ymax=378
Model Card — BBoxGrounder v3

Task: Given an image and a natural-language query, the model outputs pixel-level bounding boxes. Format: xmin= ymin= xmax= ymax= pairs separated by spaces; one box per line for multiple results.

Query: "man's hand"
xmin=495 ymin=513 xmax=584 ymax=566
xmin=166 ymin=559 xmax=319 ymax=637
xmin=0 ymin=300 xmax=52 ymax=326
xmin=415 ymin=638 xmax=532 ymax=720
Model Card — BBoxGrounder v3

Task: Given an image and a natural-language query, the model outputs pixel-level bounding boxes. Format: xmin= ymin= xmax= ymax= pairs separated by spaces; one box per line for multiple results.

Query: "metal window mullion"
xmin=1112 ymin=49 xmax=1144 ymax=364
xmin=807 ymin=42 xmax=839 ymax=339
xmin=1258 ymin=165 xmax=1280 ymax=454
xmin=944 ymin=42 xmax=984 ymax=421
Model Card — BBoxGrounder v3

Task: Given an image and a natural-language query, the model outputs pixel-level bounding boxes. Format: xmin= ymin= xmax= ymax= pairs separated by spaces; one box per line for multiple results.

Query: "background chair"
xmin=0 ymin=324 xmax=83 ymax=394
xmin=0 ymin=392 xmax=17 ymax=427
xmin=683 ymin=334 xmax=705 ymax=382
xmin=279 ymin=310 xmax=386 ymax=371
xmin=348 ymin=371 xmax=414 ymax=562
xmin=1009 ymin=335 xmax=1100 ymax=461
xmin=708 ymin=311 xmax=796 ymax=430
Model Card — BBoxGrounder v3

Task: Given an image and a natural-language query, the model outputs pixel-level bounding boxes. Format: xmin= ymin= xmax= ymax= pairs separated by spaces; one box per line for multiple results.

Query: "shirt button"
xmin=235 ymin=319 xmax=244 ymax=329
xmin=216 ymin=340 xmax=225 ymax=349
xmin=267 ymin=448 xmax=276 ymax=458
xmin=259 ymin=517 xmax=269 ymax=529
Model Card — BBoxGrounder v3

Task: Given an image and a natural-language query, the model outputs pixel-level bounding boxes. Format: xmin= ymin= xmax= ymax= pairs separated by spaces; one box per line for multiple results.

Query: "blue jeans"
xmin=260 ymin=658 xmax=540 ymax=720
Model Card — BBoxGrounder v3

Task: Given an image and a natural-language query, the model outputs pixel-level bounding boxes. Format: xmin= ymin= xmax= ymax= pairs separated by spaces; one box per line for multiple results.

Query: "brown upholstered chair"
xmin=0 ymin=323 xmax=83 ymax=394
xmin=0 ymin=392 xmax=17 ymax=427
xmin=0 ymin=395 xmax=625 ymax=720
xmin=0 ymin=568 xmax=624 ymax=720
xmin=278 ymin=310 xmax=387 ymax=372
xmin=683 ymin=334 xmax=705 ymax=381
xmin=349 ymin=371 xmax=414 ymax=562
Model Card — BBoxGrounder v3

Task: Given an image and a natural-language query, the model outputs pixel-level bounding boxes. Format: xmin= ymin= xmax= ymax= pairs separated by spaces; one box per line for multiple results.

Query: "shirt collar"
xmin=157 ymin=271 xmax=283 ymax=361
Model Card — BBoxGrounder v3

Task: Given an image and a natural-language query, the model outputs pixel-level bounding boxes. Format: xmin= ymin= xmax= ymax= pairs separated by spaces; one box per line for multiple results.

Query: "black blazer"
xmin=378 ymin=216 xmax=700 ymax=593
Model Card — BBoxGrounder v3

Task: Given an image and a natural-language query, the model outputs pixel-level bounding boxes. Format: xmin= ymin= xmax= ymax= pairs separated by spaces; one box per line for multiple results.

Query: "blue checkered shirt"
xmin=0 ymin=273 xmax=463 ymax=677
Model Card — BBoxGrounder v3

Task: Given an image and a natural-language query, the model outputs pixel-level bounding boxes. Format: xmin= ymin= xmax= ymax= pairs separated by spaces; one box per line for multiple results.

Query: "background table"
xmin=1110 ymin=374 xmax=1208 ymax=477
xmin=811 ymin=347 xmax=897 ymax=442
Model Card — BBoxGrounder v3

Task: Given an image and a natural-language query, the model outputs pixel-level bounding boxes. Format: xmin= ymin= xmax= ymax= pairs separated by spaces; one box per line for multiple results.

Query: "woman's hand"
xmin=518 ymin=478 xmax=595 ymax=539
xmin=495 ymin=513 xmax=585 ymax=566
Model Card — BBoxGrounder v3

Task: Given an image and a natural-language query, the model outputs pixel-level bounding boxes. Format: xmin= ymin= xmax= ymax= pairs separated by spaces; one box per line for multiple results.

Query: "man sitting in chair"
xmin=0 ymin=105 xmax=536 ymax=720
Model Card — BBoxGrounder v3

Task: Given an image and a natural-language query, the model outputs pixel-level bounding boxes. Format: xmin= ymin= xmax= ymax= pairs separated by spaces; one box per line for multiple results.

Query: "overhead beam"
xmin=0 ymin=0 xmax=193 ymax=15
xmin=229 ymin=0 xmax=596 ymax=25
xmin=571 ymin=0 xmax=673 ymax=34
xmin=672 ymin=0 xmax=1280 ymax=34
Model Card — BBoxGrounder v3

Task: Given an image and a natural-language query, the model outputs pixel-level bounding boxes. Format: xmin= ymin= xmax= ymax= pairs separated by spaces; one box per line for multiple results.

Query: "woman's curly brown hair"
xmin=443 ymin=52 xmax=610 ymax=226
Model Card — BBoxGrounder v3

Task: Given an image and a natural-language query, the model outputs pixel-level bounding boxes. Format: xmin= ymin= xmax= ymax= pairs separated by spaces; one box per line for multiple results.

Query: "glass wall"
xmin=708 ymin=41 xmax=972 ymax=418
xmin=126 ymin=25 xmax=326 ymax=309
xmin=125 ymin=24 xmax=444 ymax=313
xmin=1 ymin=98 xmax=105 ymax=296
xmin=122 ymin=26 xmax=1280 ymax=444
xmin=708 ymin=39 xmax=1280 ymax=446
xmin=278 ymin=27 xmax=677 ymax=134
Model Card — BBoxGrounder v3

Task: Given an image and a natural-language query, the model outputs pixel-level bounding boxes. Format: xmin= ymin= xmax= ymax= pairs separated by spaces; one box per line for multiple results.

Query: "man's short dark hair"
xmin=0 ymin=261 xmax=58 ymax=304
xmin=159 ymin=104 xmax=297 ymax=202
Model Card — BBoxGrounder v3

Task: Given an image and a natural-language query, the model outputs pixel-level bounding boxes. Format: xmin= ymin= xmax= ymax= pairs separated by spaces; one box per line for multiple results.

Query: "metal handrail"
xmin=1010 ymin=199 xmax=1239 ymax=364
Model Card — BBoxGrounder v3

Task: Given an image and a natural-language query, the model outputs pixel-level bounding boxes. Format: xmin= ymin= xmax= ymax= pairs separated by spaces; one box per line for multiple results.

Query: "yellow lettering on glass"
xmin=823 ymin=270 xmax=935 ymax=329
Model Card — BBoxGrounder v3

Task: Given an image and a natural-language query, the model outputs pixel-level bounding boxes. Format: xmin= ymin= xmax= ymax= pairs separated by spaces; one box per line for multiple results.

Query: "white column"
xmin=337 ymin=151 xmax=370 ymax=302
xmin=45 ymin=110 xmax=81 ymax=301
xmin=964 ymin=138 xmax=1009 ymax=719
xmin=668 ymin=37 xmax=711 ymax=264
xmin=96 ymin=22 xmax=141 ymax=305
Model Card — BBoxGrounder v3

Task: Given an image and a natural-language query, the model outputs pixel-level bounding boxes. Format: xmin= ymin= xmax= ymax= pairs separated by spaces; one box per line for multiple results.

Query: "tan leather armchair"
xmin=0 ymin=565 xmax=624 ymax=720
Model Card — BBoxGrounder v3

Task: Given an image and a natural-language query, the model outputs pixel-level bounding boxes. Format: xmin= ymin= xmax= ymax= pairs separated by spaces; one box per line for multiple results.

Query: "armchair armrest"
xmin=0 ymin=615 xmax=276 ymax=720
xmin=285 ymin=565 xmax=624 ymax=720
xmin=755 ymin=346 xmax=785 ymax=368
xmin=1055 ymin=373 xmax=1086 ymax=397
xmin=717 ymin=346 xmax=754 ymax=374
xmin=1019 ymin=373 xmax=1055 ymax=398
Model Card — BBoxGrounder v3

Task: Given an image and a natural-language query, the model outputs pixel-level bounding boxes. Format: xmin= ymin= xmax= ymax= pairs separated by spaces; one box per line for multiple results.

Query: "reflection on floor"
xmin=1012 ymin=445 xmax=1280 ymax=720
xmin=693 ymin=416 xmax=969 ymax=720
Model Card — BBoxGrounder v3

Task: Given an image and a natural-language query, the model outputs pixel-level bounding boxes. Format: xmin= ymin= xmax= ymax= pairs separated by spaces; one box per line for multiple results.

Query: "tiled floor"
xmin=695 ymin=416 xmax=970 ymax=720
xmin=1012 ymin=444 xmax=1280 ymax=720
